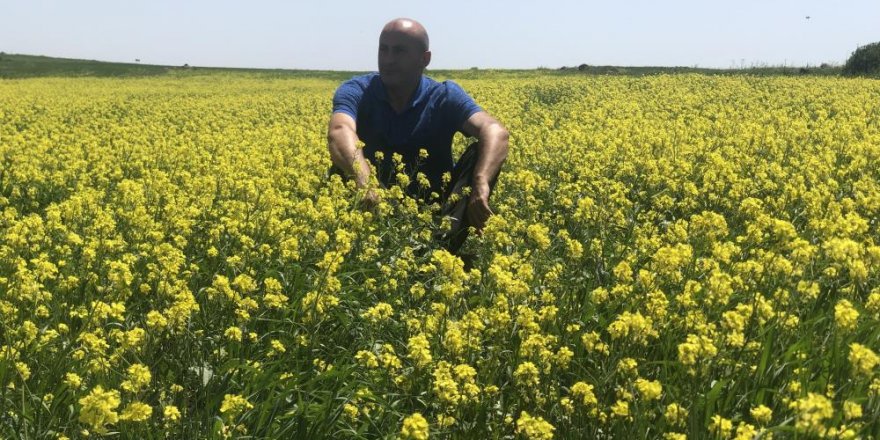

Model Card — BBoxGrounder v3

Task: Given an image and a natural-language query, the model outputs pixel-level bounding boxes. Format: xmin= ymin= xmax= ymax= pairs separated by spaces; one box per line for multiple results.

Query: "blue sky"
xmin=2 ymin=0 xmax=878 ymax=70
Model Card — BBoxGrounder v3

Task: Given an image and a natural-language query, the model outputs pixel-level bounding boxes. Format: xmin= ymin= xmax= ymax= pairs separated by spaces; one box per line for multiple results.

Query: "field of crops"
xmin=1 ymin=72 xmax=879 ymax=439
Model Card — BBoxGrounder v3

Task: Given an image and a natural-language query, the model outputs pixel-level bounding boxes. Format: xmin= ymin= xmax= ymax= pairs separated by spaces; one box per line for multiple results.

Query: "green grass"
xmin=0 ymin=52 xmax=845 ymax=79
xmin=551 ymin=63 xmax=844 ymax=77
xmin=0 ymin=53 xmax=173 ymax=78
xmin=0 ymin=53 xmax=364 ymax=80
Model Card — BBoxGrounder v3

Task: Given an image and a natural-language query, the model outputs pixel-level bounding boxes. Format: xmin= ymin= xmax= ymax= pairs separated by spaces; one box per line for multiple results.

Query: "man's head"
xmin=378 ymin=18 xmax=431 ymax=89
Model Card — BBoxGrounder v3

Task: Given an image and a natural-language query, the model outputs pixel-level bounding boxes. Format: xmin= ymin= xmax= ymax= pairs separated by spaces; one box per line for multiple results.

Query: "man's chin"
xmin=380 ymin=74 xmax=401 ymax=88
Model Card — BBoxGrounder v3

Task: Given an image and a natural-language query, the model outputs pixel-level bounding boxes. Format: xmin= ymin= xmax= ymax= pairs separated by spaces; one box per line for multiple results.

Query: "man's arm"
xmin=327 ymin=112 xmax=379 ymax=206
xmin=461 ymin=111 xmax=509 ymax=231
xmin=328 ymin=112 xmax=368 ymax=186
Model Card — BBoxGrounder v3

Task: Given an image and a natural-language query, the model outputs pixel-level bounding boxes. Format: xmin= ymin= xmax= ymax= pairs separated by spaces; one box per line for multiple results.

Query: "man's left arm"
xmin=461 ymin=111 xmax=509 ymax=232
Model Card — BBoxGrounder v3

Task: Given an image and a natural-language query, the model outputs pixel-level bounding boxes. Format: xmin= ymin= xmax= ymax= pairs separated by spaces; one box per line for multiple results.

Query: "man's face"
xmin=378 ymin=30 xmax=429 ymax=89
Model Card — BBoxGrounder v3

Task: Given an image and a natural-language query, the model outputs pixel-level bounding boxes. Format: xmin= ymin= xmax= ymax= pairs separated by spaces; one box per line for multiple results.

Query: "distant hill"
xmin=0 ymin=53 xmax=176 ymax=78
xmin=0 ymin=53 xmax=363 ymax=79
xmin=0 ymin=52 xmax=842 ymax=79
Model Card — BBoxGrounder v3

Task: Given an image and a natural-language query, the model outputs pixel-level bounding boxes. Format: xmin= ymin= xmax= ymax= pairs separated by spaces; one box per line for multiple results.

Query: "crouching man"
xmin=328 ymin=17 xmax=509 ymax=254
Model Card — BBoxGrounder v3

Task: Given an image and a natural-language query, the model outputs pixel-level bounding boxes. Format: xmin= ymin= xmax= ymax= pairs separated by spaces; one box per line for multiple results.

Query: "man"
xmin=327 ymin=18 xmax=509 ymax=254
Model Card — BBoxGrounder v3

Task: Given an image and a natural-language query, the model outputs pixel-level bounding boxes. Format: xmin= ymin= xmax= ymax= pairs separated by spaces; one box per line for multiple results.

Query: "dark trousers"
xmin=328 ymin=142 xmax=499 ymax=255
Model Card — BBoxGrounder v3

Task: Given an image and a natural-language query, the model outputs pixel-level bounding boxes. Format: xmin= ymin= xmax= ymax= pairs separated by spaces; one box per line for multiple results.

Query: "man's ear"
xmin=423 ymin=51 xmax=432 ymax=68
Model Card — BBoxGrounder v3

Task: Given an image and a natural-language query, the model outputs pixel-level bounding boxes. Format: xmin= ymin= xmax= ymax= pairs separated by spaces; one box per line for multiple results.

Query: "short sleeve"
xmin=444 ymin=81 xmax=482 ymax=131
xmin=332 ymin=78 xmax=365 ymax=119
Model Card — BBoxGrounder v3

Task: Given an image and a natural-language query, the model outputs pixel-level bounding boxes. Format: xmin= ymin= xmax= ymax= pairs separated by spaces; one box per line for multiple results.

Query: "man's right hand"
xmin=359 ymin=187 xmax=381 ymax=212
xmin=328 ymin=112 xmax=372 ymax=190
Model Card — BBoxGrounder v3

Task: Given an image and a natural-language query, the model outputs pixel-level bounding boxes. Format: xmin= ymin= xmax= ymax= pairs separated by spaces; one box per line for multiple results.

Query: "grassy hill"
xmin=0 ymin=52 xmax=843 ymax=79
xmin=0 ymin=53 xmax=364 ymax=80
xmin=0 ymin=53 xmax=175 ymax=78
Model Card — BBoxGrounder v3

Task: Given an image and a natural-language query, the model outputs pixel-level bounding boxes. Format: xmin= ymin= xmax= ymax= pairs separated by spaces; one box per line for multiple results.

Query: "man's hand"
xmin=359 ymin=186 xmax=382 ymax=212
xmin=461 ymin=111 xmax=508 ymax=233
xmin=466 ymin=179 xmax=493 ymax=233
xmin=328 ymin=112 xmax=383 ymax=213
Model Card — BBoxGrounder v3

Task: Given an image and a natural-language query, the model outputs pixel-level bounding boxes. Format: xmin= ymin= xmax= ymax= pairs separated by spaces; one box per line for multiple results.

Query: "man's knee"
xmin=450 ymin=142 xmax=501 ymax=193
xmin=327 ymin=163 xmax=349 ymax=181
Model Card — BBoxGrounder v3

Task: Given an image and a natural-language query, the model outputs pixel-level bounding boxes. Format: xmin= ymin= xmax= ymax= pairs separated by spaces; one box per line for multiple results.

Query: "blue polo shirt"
xmin=332 ymin=73 xmax=482 ymax=197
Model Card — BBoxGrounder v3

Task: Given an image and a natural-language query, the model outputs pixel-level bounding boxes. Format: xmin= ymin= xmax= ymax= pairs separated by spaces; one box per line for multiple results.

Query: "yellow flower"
xmin=301 ymin=291 xmax=340 ymax=322
xmin=607 ymin=311 xmax=657 ymax=345
xmin=843 ymin=400 xmax=862 ymax=420
xmin=560 ymin=397 xmax=574 ymax=414
xmin=708 ymin=415 xmax=733 ymax=438
xmin=64 ymin=373 xmax=82 ymax=390
xmin=515 ymin=411 xmax=555 ymax=440
xmin=78 ymin=385 xmax=121 ymax=434
xmin=664 ymin=403 xmax=688 ymax=427
xmin=120 ymin=401 xmax=152 ymax=422
xmin=610 ymin=400 xmax=630 ymax=418
xmin=343 ymin=403 xmax=359 ymax=420
xmin=436 ymin=413 xmax=455 ymax=428
xmin=408 ymin=334 xmax=433 ymax=368
xmin=733 ymin=422 xmax=758 ymax=440
xmin=224 ymin=326 xmax=243 ymax=342
xmin=834 ymin=299 xmax=859 ymax=331
xmin=220 ymin=394 xmax=253 ymax=419
xmin=400 ymin=412 xmax=430 ymax=440
xmin=634 ymin=378 xmax=662 ymax=401
xmin=677 ymin=334 xmax=717 ymax=373
xmin=514 ymin=362 xmax=540 ymax=388
xmin=118 ymin=328 xmax=146 ymax=351
xmin=788 ymin=392 xmax=833 ymax=435
xmin=146 ymin=310 xmax=168 ymax=329
xmin=526 ymin=223 xmax=551 ymax=250
xmin=581 ymin=331 xmax=609 ymax=355
xmin=355 ymin=350 xmax=379 ymax=368
xmin=15 ymin=362 xmax=30 ymax=381
xmin=453 ymin=363 xmax=480 ymax=402
xmin=617 ymin=358 xmax=638 ymax=376
xmin=570 ymin=381 xmax=598 ymax=409
xmin=554 ymin=346 xmax=573 ymax=370
xmin=163 ymin=405 xmax=181 ymax=423
xmin=361 ymin=302 xmax=394 ymax=323
xmin=431 ymin=362 xmax=461 ymax=406
xmin=268 ymin=339 xmax=286 ymax=356
xmin=263 ymin=288 xmax=289 ymax=309
xmin=848 ymin=343 xmax=879 ymax=377
xmin=120 ymin=363 xmax=151 ymax=393
xmin=750 ymin=404 xmax=772 ymax=425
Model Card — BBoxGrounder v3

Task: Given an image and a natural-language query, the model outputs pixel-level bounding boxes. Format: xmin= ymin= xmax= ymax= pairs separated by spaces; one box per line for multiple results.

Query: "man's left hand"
xmin=467 ymin=179 xmax=493 ymax=233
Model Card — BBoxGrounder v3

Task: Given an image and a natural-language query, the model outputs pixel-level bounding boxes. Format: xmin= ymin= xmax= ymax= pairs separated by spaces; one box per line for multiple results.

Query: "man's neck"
xmin=386 ymin=77 xmax=421 ymax=113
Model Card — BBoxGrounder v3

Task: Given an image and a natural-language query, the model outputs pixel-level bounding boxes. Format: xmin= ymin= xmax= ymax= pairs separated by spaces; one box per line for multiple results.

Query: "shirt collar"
xmin=377 ymin=74 xmax=427 ymax=112
xmin=409 ymin=76 xmax=428 ymax=107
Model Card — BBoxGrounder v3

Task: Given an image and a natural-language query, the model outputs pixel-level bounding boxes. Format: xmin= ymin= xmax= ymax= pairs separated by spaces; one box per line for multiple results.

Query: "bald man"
xmin=328 ymin=18 xmax=509 ymax=254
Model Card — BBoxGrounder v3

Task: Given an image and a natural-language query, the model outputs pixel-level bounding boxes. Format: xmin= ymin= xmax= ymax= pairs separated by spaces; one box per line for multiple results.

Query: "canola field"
xmin=1 ymin=73 xmax=880 ymax=439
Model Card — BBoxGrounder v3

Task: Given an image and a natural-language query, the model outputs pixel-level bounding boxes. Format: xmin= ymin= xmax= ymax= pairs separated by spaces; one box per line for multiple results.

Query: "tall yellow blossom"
xmin=78 ymin=386 xmax=121 ymax=434
xmin=401 ymin=413 xmax=429 ymax=440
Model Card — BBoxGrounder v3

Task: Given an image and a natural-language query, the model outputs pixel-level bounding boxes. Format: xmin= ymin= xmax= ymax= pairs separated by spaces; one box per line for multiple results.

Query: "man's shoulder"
xmin=333 ymin=73 xmax=383 ymax=112
xmin=421 ymin=76 xmax=473 ymax=101
xmin=429 ymin=79 xmax=478 ymax=110
xmin=338 ymin=72 xmax=381 ymax=92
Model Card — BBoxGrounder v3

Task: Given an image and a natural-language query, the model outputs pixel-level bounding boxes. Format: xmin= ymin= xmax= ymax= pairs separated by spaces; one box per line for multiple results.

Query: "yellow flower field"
xmin=1 ymin=72 xmax=879 ymax=439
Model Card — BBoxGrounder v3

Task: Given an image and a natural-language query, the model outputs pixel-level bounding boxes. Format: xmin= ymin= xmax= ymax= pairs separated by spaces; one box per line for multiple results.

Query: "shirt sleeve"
xmin=444 ymin=81 xmax=482 ymax=131
xmin=332 ymin=78 xmax=365 ymax=119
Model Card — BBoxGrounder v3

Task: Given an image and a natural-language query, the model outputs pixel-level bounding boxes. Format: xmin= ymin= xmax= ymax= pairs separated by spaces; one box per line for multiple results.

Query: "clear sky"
xmin=2 ymin=0 xmax=878 ymax=70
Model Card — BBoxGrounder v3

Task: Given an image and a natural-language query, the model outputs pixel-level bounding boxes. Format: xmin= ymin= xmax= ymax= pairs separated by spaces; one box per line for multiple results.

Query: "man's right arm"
xmin=327 ymin=112 xmax=372 ymax=189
